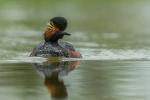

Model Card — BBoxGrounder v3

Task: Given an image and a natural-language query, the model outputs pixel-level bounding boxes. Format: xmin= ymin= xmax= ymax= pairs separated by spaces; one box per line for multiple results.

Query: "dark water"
xmin=0 ymin=0 xmax=150 ymax=100
xmin=1 ymin=60 xmax=150 ymax=100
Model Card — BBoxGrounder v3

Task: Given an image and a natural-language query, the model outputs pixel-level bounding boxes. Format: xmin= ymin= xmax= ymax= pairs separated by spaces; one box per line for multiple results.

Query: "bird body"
xmin=30 ymin=40 xmax=80 ymax=57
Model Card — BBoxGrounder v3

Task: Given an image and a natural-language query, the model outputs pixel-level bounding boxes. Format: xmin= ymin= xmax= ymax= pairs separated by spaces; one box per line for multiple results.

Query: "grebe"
xmin=30 ymin=17 xmax=81 ymax=58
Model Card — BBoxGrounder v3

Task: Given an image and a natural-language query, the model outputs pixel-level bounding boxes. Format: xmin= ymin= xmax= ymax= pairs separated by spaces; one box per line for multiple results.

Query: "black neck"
xmin=45 ymin=32 xmax=64 ymax=42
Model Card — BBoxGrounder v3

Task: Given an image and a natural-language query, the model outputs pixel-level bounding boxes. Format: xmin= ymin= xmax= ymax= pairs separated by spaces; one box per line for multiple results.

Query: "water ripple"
xmin=1 ymin=48 xmax=150 ymax=64
xmin=64 ymin=48 xmax=150 ymax=61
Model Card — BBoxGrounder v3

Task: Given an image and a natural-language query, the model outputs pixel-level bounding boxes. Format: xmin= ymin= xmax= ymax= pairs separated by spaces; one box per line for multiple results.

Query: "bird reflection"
xmin=32 ymin=58 xmax=80 ymax=100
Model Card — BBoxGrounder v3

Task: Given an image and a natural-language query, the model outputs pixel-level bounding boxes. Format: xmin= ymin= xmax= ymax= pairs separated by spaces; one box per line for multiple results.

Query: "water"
xmin=0 ymin=0 xmax=150 ymax=100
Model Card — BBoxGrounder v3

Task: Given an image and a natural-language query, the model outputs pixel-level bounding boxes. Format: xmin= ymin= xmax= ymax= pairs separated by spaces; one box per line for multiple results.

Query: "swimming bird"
xmin=30 ymin=17 xmax=81 ymax=58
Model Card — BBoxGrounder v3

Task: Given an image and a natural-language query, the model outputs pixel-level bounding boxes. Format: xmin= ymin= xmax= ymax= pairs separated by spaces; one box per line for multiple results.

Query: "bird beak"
xmin=61 ymin=32 xmax=71 ymax=36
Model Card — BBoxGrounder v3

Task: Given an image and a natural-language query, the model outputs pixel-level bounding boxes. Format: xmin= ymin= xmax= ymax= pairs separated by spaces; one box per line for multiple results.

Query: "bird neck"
xmin=44 ymin=32 xmax=64 ymax=43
